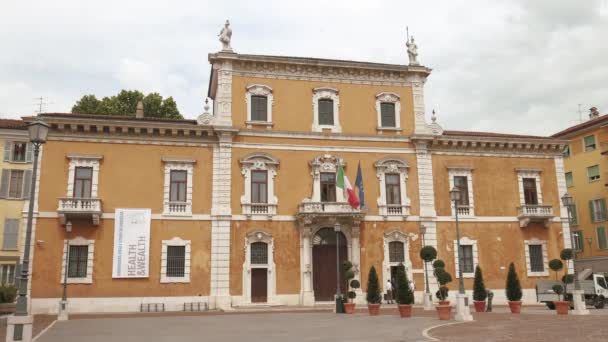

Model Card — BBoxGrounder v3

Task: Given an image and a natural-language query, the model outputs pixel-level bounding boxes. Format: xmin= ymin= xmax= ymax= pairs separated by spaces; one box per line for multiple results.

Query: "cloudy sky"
xmin=1 ymin=0 xmax=607 ymax=135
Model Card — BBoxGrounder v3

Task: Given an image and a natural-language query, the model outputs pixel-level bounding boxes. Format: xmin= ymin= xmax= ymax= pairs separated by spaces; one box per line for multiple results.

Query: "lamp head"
xmin=450 ymin=186 xmax=461 ymax=202
xmin=28 ymin=119 xmax=50 ymax=144
xmin=334 ymin=222 xmax=341 ymax=232
xmin=65 ymin=221 xmax=72 ymax=233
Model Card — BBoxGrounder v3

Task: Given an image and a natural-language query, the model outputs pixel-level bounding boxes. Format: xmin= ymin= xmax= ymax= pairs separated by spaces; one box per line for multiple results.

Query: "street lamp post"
xmin=58 ymin=221 xmax=72 ymax=321
xmin=334 ymin=222 xmax=343 ymax=314
xmin=561 ymin=193 xmax=589 ymax=315
xmin=450 ymin=186 xmax=472 ymax=321
xmin=7 ymin=119 xmax=49 ymax=342
xmin=420 ymin=224 xmax=433 ymax=310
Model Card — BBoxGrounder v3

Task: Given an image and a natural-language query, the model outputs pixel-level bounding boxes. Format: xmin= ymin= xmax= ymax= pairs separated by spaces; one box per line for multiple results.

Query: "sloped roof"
xmin=551 ymin=114 xmax=608 ymax=138
xmin=443 ymin=130 xmax=554 ymax=140
xmin=0 ymin=119 xmax=27 ymax=130
xmin=38 ymin=113 xmax=197 ymax=125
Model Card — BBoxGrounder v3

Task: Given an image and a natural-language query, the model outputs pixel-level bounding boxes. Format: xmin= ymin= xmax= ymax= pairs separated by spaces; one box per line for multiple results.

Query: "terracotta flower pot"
xmin=436 ymin=304 xmax=451 ymax=320
xmin=473 ymin=300 xmax=486 ymax=313
xmin=508 ymin=301 xmax=522 ymax=314
xmin=368 ymin=303 xmax=381 ymax=316
xmin=398 ymin=304 xmax=413 ymax=318
xmin=439 ymin=300 xmax=450 ymax=306
xmin=554 ymin=301 xmax=569 ymax=315
xmin=344 ymin=302 xmax=356 ymax=314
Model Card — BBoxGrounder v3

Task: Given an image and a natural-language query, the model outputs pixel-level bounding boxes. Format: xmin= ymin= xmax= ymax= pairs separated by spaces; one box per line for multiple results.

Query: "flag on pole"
xmin=336 ymin=164 xmax=360 ymax=208
xmin=355 ymin=162 xmax=365 ymax=209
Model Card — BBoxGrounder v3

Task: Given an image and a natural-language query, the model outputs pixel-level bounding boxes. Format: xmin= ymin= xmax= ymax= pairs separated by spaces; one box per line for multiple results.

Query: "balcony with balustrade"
xmin=296 ymin=201 xmax=364 ymax=227
xmin=242 ymin=202 xmax=277 ymax=219
xmin=163 ymin=201 xmax=192 ymax=216
xmin=57 ymin=197 xmax=102 ymax=226
xmin=379 ymin=204 xmax=411 ymax=220
xmin=517 ymin=204 xmax=554 ymax=228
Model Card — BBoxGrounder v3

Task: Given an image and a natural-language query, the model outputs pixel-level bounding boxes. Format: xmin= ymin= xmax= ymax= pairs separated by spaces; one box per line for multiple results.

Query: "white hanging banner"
xmin=112 ymin=208 xmax=151 ymax=278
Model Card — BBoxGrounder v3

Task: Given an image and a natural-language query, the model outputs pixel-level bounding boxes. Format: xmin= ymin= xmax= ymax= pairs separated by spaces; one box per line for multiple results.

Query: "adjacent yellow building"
xmin=0 ymin=119 xmax=33 ymax=285
xmin=552 ymin=108 xmax=608 ymax=272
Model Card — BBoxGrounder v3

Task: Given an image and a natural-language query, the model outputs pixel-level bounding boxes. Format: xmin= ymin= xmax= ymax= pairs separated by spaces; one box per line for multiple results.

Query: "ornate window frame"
xmin=312 ymin=87 xmax=341 ymax=133
xmin=61 ymin=236 xmax=94 ymax=284
xmin=242 ymin=230 xmax=276 ymax=304
xmin=448 ymin=166 xmax=475 ymax=217
xmin=382 ymin=230 xmax=413 ymax=295
xmin=453 ymin=237 xmax=478 ymax=278
xmin=524 ymin=238 xmax=549 ymax=277
xmin=245 ymin=84 xmax=274 ymax=128
xmin=160 ymin=237 xmax=191 ymax=283
xmin=306 ymin=154 xmax=345 ymax=203
xmin=516 ymin=168 xmax=543 ymax=205
xmin=375 ymin=92 xmax=402 ymax=132
xmin=240 ymin=153 xmax=279 ymax=218
xmin=162 ymin=158 xmax=195 ymax=216
xmin=375 ymin=157 xmax=410 ymax=218
xmin=66 ymin=154 xmax=102 ymax=198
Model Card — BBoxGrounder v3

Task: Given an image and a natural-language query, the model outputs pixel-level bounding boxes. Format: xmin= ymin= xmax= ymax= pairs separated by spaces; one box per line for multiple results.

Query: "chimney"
xmin=589 ymin=106 xmax=600 ymax=119
xmin=135 ymin=101 xmax=144 ymax=118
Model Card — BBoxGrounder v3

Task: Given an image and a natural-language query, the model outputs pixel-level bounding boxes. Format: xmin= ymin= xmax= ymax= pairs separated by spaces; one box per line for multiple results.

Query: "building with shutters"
xmin=23 ymin=38 xmax=574 ymax=314
xmin=552 ymin=108 xmax=608 ymax=273
xmin=0 ymin=119 xmax=34 ymax=285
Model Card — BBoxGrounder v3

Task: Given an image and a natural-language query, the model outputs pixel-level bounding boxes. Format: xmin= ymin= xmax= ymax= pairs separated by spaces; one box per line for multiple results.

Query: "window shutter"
xmin=597 ymin=227 xmax=608 ymax=250
xmin=25 ymin=143 xmax=33 ymax=163
xmin=590 ymin=200 xmax=597 ymax=223
xmin=22 ymin=170 xmax=32 ymax=199
xmin=0 ymin=170 xmax=8 ymax=198
xmin=2 ymin=219 xmax=19 ymax=250
xmin=3 ymin=142 xmax=10 ymax=162
xmin=601 ymin=199 xmax=607 ymax=221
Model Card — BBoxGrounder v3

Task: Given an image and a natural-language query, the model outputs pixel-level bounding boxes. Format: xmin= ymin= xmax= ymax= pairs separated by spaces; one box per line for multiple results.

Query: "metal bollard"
xmin=486 ymin=290 xmax=494 ymax=312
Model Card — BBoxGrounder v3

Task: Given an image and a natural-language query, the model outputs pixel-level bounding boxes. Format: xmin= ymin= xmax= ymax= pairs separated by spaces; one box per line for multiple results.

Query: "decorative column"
xmin=301 ymin=227 xmax=315 ymax=306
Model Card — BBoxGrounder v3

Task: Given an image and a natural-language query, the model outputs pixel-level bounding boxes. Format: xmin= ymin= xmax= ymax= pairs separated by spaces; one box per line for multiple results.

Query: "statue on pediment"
xmin=218 ymin=20 xmax=233 ymax=51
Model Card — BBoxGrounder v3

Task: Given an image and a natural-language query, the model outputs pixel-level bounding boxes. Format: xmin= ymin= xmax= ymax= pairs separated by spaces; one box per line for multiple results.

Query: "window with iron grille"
xmin=170 ymin=170 xmax=187 ymax=202
xmin=74 ymin=167 xmax=93 ymax=198
xmin=318 ymin=99 xmax=334 ymax=125
xmin=453 ymin=176 xmax=469 ymax=206
xmin=459 ymin=245 xmax=474 ymax=273
xmin=320 ymin=172 xmax=336 ymax=202
xmin=251 ymin=170 xmax=268 ymax=203
xmin=388 ymin=241 xmax=404 ymax=263
xmin=523 ymin=178 xmax=538 ymax=205
xmin=380 ymin=103 xmax=396 ymax=127
xmin=68 ymin=245 xmax=89 ymax=278
xmin=166 ymin=246 xmax=186 ymax=277
xmin=251 ymin=95 xmax=268 ymax=122
xmin=385 ymin=174 xmax=401 ymax=205
xmin=528 ymin=244 xmax=544 ymax=272
xmin=251 ymin=242 xmax=268 ymax=264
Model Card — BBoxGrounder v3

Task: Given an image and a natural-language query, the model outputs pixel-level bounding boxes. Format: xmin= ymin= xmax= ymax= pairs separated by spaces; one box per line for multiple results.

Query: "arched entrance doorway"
xmin=313 ymin=228 xmax=347 ymax=301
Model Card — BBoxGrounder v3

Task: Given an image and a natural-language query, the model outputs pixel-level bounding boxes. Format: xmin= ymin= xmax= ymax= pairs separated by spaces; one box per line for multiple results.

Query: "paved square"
xmin=35 ymin=312 xmax=441 ymax=342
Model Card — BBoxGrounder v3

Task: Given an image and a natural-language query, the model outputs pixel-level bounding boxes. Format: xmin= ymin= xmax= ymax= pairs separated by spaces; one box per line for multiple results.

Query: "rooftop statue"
xmin=219 ymin=20 xmax=233 ymax=51
xmin=406 ymin=36 xmax=419 ymax=65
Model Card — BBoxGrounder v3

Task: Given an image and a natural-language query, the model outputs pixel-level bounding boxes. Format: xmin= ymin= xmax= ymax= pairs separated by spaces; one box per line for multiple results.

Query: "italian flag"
xmin=337 ymin=165 xmax=360 ymax=208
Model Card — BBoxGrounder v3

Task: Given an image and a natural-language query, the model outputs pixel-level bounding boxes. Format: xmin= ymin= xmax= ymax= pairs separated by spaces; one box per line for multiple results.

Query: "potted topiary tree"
xmin=552 ymin=284 xmax=569 ymax=315
xmin=395 ymin=264 xmax=414 ymax=318
xmin=366 ymin=266 xmax=382 ymax=315
xmin=505 ymin=262 xmax=523 ymax=313
xmin=420 ymin=245 xmax=438 ymax=308
xmin=432 ymin=260 xmax=452 ymax=320
xmin=473 ymin=265 xmax=487 ymax=312
xmin=342 ymin=260 xmax=359 ymax=314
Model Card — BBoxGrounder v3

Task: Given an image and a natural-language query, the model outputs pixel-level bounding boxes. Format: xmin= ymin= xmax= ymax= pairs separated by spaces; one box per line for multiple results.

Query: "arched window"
xmin=388 ymin=241 xmax=405 ymax=263
xmin=251 ymin=242 xmax=268 ymax=265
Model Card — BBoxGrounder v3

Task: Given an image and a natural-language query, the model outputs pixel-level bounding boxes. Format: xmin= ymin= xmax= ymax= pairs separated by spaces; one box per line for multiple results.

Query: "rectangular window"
xmin=166 ymin=245 xmax=186 ymax=277
xmin=573 ymin=230 xmax=584 ymax=252
xmin=0 ymin=265 xmax=16 ymax=285
xmin=251 ymin=170 xmax=268 ymax=204
xmin=385 ymin=174 xmax=401 ymax=205
xmin=569 ymin=204 xmax=578 ymax=226
xmin=8 ymin=170 xmax=23 ymax=198
xmin=169 ymin=170 xmax=187 ymax=202
xmin=459 ymin=245 xmax=474 ymax=273
xmin=250 ymin=242 xmax=268 ymax=265
xmin=73 ymin=167 xmax=93 ymax=198
xmin=587 ymin=165 xmax=600 ymax=182
xmin=388 ymin=241 xmax=405 ymax=263
xmin=523 ymin=178 xmax=538 ymax=205
xmin=565 ymin=172 xmax=574 ymax=187
xmin=320 ymin=172 xmax=336 ymax=202
xmin=11 ymin=143 xmax=27 ymax=162
xmin=67 ymin=245 xmax=89 ymax=278
xmin=2 ymin=219 xmax=19 ymax=250
xmin=528 ymin=244 xmax=544 ymax=272
xmin=598 ymin=227 xmax=608 ymax=250
xmin=584 ymin=135 xmax=596 ymax=152
xmin=590 ymin=199 xmax=607 ymax=222
xmin=318 ymin=99 xmax=334 ymax=126
xmin=453 ymin=176 xmax=469 ymax=206
xmin=380 ymin=103 xmax=396 ymax=127
xmin=251 ymin=95 xmax=268 ymax=122
xmin=563 ymin=145 xmax=570 ymax=158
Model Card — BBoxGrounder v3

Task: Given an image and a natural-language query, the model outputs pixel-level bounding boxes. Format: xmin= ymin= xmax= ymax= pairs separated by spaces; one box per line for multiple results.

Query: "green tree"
xmin=505 ymin=262 xmax=522 ymax=302
xmin=473 ymin=265 xmax=487 ymax=301
xmin=71 ymin=90 xmax=182 ymax=119
xmin=366 ymin=266 xmax=381 ymax=304
xmin=395 ymin=265 xmax=414 ymax=305
xmin=549 ymin=259 xmax=563 ymax=281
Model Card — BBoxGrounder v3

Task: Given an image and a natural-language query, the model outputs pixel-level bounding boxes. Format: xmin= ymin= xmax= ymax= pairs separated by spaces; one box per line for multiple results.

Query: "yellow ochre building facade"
xmin=25 ymin=38 xmax=572 ymax=314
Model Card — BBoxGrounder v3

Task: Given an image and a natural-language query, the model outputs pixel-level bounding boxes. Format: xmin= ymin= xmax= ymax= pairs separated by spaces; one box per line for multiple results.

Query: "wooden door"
xmin=251 ymin=268 xmax=267 ymax=303
xmin=313 ymin=244 xmax=348 ymax=301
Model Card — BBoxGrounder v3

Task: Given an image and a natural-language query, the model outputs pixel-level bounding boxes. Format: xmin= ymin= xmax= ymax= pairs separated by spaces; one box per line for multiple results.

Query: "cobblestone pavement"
xmin=430 ymin=308 xmax=608 ymax=342
xmin=35 ymin=311 xmax=442 ymax=342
